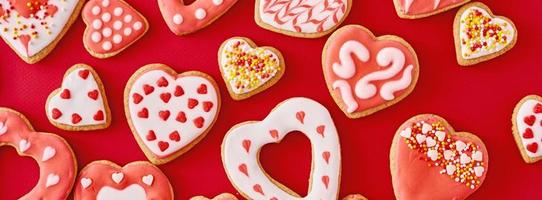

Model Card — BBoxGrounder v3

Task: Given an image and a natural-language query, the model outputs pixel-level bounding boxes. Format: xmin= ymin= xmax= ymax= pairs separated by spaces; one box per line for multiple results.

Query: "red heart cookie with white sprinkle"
xmin=255 ymin=0 xmax=352 ymax=38
xmin=157 ymin=0 xmax=238 ymax=36
xmin=0 ymin=108 xmax=77 ymax=199
xmin=218 ymin=37 xmax=285 ymax=100
xmin=323 ymin=25 xmax=419 ymax=118
xmin=390 ymin=114 xmax=488 ymax=200
xmin=46 ymin=64 xmax=111 ymax=131
xmin=222 ymin=97 xmax=340 ymax=199
xmin=393 ymin=0 xmax=470 ymax=19
xmin=0 ymin=0 xmax=84 ymax=63
xmin=190 ymin=193 xmax=238 ymax=200
xmin=74 ymin=160 xmax=173 ymax=200
xmin=454 ymin=2 xmax=517 ymax=66
xmin=125 ymin=64 xmax=221 ymax=165
xmin=82 ymin=0 xmax=148 ymax=58
xmin=512 ymin=95 xmax=542 ymax=163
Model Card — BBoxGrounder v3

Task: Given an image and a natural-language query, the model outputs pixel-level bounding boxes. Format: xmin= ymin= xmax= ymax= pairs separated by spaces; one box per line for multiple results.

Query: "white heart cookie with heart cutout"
xmin=125 ymin=64 xmax=221 ymax=165
xmin=0 ymin=0 xmax=84 ymax=63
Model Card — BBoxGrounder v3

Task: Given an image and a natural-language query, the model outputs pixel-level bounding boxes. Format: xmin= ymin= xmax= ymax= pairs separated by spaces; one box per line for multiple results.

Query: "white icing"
xmin=112 ymin=172 xmax=124 ymax=184
xmin=92 ymin=32 xmax=102 ymax=43
xmin=427 ymin=149 xmax=438 ymax=161
xmin=332 ymin=40 xmax=370 ymax=79
xmin=113 ymin=21 xmax=123 ymax=30
xmin=223 ymin=98 xmax=341 ymax=199
xmin=0 ymin=122 xmax=7 ymax=135
xmin=113 ymin=34 xmax=123 ymax=44
xmin=460 ymin=153 xmax=471 ymax=164
xmin=332 ymin=80 xmax=358 ymax=113
xmin=426 ymin=137 xmax=436 ymax=147
xmin=45 ymin=173 xmax=60 ymax=188
xmin=102 ymin=12 xmax=112 ymax=22
xmin=92 ymin=6 xmax=102 ymax=15
xmin=19 ymin=139 xmax=31 ymax=153
xmin=102 ymin=0 xmax=110 ymax=7
xmin=446 ymin=164 xmax=456 ymax=175
xmin=435 ymin=131 xmax=445 ymax=141
xmin=42 ymin=146 xmax=56 ymax=162
xmin=81 ymin=178 xmax=92 ymax=189
xmin=415 ymin=134 xmax=426 ymax=144
xmin=399 ymin=127 xmax=412 ymax=138
xmin=93 ymin=19 xmax=103 ymax=29
xmin=443 ymin=150 xmax=454 ymax=160
xmin=124 ymin=14 xmax=133 ymax=23
xmin=97 ymin=184 xmax=147 ymax=200
xmin=516 ymin=99 xmax=542 ymax=157
xmin=0 ymin=0 xmax=80 ymax=57
xmin=142 ymin=174 xmax=154 ymax=186
xmin=195 ymin=8 xmax=207 ymax=20
xmin=102 ymin=27 xmax=113 ymax=37
xmin=102 ymin=41 xmax=112 ymax=51
xmin=421 ymin=123 xmax=432 ymax=134
xmin=128 ymin=70 xmax=219 ymax=157
xmin=114 ymin=7 xmax=124 ymax=16
xmin=124 ymin=28 xmax=133 ymax=36
xmin=213 ymin=0 xmax=224 ymax=5
xmin=403 ymin=0 xmax=414 ymax=12
xmin=133 ymin=21 xmax=143 ymax=30
xmin=173 ymin=14 xmax=184 ymax=25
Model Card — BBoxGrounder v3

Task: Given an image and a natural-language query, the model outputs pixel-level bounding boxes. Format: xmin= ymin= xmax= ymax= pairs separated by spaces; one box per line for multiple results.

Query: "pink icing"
xmin=8 ymin=0 xmax=58 ymax=18
xmin=0 ymin=108 xmax=76 ymax=199
xmin=399 ymin=0 xmax=469 ymax=15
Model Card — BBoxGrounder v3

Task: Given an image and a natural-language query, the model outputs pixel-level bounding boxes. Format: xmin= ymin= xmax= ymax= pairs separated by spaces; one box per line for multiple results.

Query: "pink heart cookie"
xmin=82 ymin=0 xmax=148 ymax=58
xmin=157 ymin=0 xmax=238 ymax=35
xmin=255 ymin=0 xmax=352 ymax=38
xmin=323 ymin=25 xmax=420 ymax=118
xmin=46 ymin=64 xmax=111 ymax=131
xmin=390 ymin=114 xmax=488 ymax=200
xmin=74 ymin=160 xmax=174 ymax=200
xmin=0 ymin=0 xmax=84 ymax=63
xmin=0 ymin=108 xmax=77 ymax=199
xmin=393 ymin=0 xmax=470 ymax=19
xmin=125 ymin=64 xmax=221 ymax=165
xmin=222 ymin=97 xmax=341 ymax=199
xmin=512 ymin=95 xmax=542 ymax=163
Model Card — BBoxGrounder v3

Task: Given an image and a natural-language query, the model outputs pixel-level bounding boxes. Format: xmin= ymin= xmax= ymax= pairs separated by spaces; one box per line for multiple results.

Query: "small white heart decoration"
xmin=81 ymin=178 xmax=92 ymax=189
xmin=42 ymin=146 xmax=56 ymax=162
xmin=112 ymin=172 xmax=124 ymax=184
xmin=142 ymin=174 xmax=154 ymax=186
xmin=46 ymin=173 xmax=60 ymax=188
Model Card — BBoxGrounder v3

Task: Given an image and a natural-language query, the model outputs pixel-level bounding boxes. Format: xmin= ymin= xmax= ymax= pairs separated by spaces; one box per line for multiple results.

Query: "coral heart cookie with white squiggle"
xmin=74 ymin=160 xmax=174 ymax=200
xmin=218 ymin=37 xmax=285 ymax=100
xmin=46 ymin=64 xmax=111 ymax=131
xmin=391 ymin=114 xmax=488 ymax=200
xmin=0 ymin=108 xmax=77 ymax=199
xmin=157 ymin=0 xmax=238 ymax=35
xmin=82 ymin=0 xmax=148 ymax=58
xmin=125 ymin=64 xmax=221 ymax=165
xmin=255 ymin=0 xmax=352 ymax=38
xmin=0 ymin=0 xmax=84 ymax=63
xmin=222 ymin=97 xmax=341 ymax=199
xmin=454 ymin=2 xmax=517 ymax=66
xmin=190 ymin=193 xmax=239 ymax=200
xmin=322 ymin=25 xmax=419 ymax=118
xmin=393 ymin=0 xmax=470 ymax=19
xmin=512 ymin=95 xmax=542 ymax=164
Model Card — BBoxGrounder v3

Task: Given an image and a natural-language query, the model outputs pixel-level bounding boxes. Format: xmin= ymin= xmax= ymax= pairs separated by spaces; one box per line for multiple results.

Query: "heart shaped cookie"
xmin=218 ymin=37 xmax=285 ymax=100
xmin=0 ymin=0 xmax=84 ymax=64
xmin=190 ymin=193 xmax=238 ymax=200
xmin=255 ymin=0 xmax=352 ymax=38
xmin=222 ymin=97 xmax=341 ymax=199
xmin=393 ymin=0 xmax=470 ymax=19
xmin=323 ymin=25 xmax=420 ymax=118
xmin=512 ymin=95 xmax=542 ymax=163
xmin=82 ymin=0 xmax=148 ymax=58
xmin=390 ymin=114 xmax=488 ymax=200
xmin=157 ymin=0 xmax=238 ymax=35
xmin=0 ymin=108 xmax=77 ymax=199
xmin=125 ymin=64 xmax=221 ymax=165
xmin=46 ymin=64 xmax=111 ymax=131
xmin=454 ymin=2 xmax=517 ymax=66
xmin=74 ymin=160 xmax=174 ymax=200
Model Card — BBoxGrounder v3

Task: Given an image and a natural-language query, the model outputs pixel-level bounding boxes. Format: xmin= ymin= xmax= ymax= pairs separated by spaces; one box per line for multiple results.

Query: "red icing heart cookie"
xmin=0 ymin=108 xmax=77 ymax=199
xmin=157 ymin=0 xmax=238 ymax=35
xmin=390 ymin=114 xmax=488 ymax=200
xmin=46 ymin=64 xmax=111 ymax=131
xmin=323 ymin=25 xmax=419 ymax=118
xmin=393 ymin=0 xmax=470 ymax=19
xmin=218 ymin=37 xmax=285 ymax=100
xmin=74 ymin=160 xmax=174 ymax=199
xmin=125 ymin=64 xmax=221 ymax=165
xmin=190 ymin=193 xmax=239 ymax=200
xmin=222 ymin=97 xmax=341 ymax=199
xmin=453 ymin=2 xmax=517 ymax=66
xmin=512 ymin=95 xmax=542 ymax=163
xmin=82 ymin=0 xmax=148 ymax=58
xmin=0 ymin=0 xmax=84 ymax=63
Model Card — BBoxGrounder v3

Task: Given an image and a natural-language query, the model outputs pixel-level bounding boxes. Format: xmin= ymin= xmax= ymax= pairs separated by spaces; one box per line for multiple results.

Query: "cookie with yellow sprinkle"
xmin=218 ymin=37 xmax=285 ymax=100
xmin=453 ymin=2 xmax=517 ymax=66
xmin=390 ymin=114 xmax=488 ymax=200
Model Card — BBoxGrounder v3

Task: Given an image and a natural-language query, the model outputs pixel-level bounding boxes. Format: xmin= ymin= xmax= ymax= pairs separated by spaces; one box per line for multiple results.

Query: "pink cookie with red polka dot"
xmin=512 ymin=95 xmax=542 ymax=164
xmin=157 ymin=0 xmax=238 ymax=35
xmin=46 ymin=64 xmax=111 ymax=131
xmin=125 ymin=64 xmax=221 ymax=165
xmin=82 ymin=0 xmax=148 ymax=58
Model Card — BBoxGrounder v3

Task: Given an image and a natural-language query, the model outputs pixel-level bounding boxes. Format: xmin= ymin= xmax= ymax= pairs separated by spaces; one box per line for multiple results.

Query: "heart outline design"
xmin=512 ymin=95 xmax=542 ymax=164
xmin=393 ymin=0 xmax=470 ymax=19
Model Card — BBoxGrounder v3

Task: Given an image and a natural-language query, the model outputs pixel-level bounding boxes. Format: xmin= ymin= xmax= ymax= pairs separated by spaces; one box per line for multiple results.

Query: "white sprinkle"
xmin=102 ymin=41 xmax=112 ymax=51
xmin=194 ymin=8 xmax=206 ymax=20
xmin=101 ymin=12 xmax=111 ymax=22
xmin=133 ymin=21 xmax=143 ymax=30
xmin=113 ymin=20 xmax=123 ymax=30
xmin=173 ymin=14 xmax=183 ymax=25
xmin=113 ymin=7 xmax=123 ymax=16
xmin=91 ymin=6 xmax=101 ymax=15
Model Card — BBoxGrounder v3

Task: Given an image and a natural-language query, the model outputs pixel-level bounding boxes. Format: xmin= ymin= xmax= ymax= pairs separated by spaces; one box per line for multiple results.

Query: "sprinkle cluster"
xmin=222 ymin=40 xmax=280 ymax=93
xmin=1 ymin=1 xmax=57 ymax=42
xmin=399 ymin=120 xmax=485 ymax=189
xmin=460 ymin=7 xmax=512 ymax=58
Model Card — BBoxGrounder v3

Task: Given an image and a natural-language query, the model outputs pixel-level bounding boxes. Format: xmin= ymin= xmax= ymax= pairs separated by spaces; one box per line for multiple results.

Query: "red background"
xmin=0 ymin=0 xmax=540 ymax=199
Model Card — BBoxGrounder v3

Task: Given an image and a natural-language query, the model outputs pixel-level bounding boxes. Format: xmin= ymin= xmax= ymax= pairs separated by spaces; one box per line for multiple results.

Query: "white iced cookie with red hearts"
xmin=222 ymin=97 xmax=341 ymax=199
xmin=255 ymin=0 xmax=352 ymax=38
xmin=393 ymin=0 xmax=470 ymax=19
xmin=46 ymin=64 xmax=111 ymax=131
xmin=82 ymin=0 xmax=148 ymax=58
xmin=74 ymin=160 xmax=174 ymax=200
xmin=125 ymin=64 xmax=221 ymax=165
xmin=190 ymin=193 xmax=239 ymax=200
xmin=454 ymin=2 xmax=517 ymax=66
xmin=218 ymin=37 xmax=285 ymax=100
xmin=512 ymin=95 xmax=542 ymax=164
xmin=0 ymin=108 xmax=77 ymax=199
xmin=0 ymin=0 xmax=84 ymax=64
